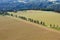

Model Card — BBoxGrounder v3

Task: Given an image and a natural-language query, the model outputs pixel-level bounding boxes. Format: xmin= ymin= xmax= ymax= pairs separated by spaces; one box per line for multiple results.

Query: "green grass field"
xmin=8 ymin=10 xmax=60 ymax=28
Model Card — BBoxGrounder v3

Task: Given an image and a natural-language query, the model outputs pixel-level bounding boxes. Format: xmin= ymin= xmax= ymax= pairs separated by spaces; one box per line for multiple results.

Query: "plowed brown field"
xmin=0 ymin=16 xmax=60 ymax=40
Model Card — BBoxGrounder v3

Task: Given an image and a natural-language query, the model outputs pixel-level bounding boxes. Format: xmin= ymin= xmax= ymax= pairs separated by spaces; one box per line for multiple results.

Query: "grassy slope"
xmin=9 ymin=10 xmax=60 ymax=27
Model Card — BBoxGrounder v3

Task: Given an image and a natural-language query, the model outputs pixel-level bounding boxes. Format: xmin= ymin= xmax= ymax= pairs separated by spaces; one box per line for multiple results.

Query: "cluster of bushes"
xmin=19 ymin=16 xmax=27 ymax=21
xmin=8 ymin=13 xmax=60 ymax=30
xmin=9 ymin=14 xmax=27 ymax=21
xmin=9 ymin=14 xmax=46 ymax=26
xmin=50 ymin=24 xmax=60 ymax=30
xmin=28 ymin=18 xmax=46 ymax=26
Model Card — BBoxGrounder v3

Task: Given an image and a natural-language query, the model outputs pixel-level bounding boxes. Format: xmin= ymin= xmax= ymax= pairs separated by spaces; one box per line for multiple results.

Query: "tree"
xmin=34 ymin=20 xmax=37 ymax=23
xmin=11 ymin=14 xmax=13 ymax=16
xmin=43 ymin=22 xmax=45 ymax=26
xmin=50 ymin=24 xmax=52 ymax=27
xmin=28 ymin=18 xmax=33 ymax=22
xmin=40 ymin=21 xmax=43 ymax=24
xmin=36 ymin=20 xmax=39 ymax=24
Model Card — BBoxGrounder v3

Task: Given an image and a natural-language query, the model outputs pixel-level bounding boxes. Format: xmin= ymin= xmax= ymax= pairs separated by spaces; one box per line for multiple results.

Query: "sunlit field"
xmin=9 ymin=10 xmax=60 ymax=27
xmin=0 ymin=16 xmax=60 ymax=40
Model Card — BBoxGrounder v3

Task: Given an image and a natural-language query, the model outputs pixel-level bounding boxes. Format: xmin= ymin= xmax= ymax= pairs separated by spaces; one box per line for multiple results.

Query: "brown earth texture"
xmin=0 ymin=16 xmax=60 ymax=40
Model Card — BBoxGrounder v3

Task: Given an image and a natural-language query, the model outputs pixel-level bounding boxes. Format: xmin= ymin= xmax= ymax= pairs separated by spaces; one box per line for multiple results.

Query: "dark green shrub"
xmin=31 ymin=19 xmax=33 ymax=22
xmin=40 ymin=21 xmax=43 ymax=24
xmin=42 ymin=22 xmax=45 ymax=26
xmin=36 ymin=20 xmax=39 ymax=24
xmin=28 ymin=18 xmax=31 ymax=21
xmin=28 ymin=18 xmax=33 ymax=22
xmin=50 ymin=24 xmax=52 ymax=27
xmin=23 ymin=17 xmax=27 ymax=21
xmin=34 ymin=20 xmax=37 ymax=23
xmin=11 ymin=14 xmax=13 ymax=16
xmin=19 ymin=16 xmax=27 ymax=21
